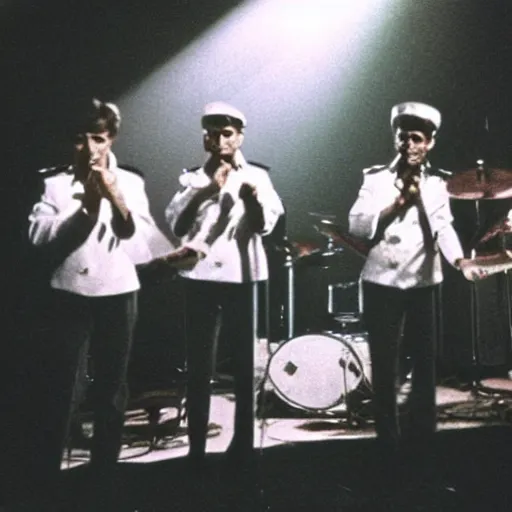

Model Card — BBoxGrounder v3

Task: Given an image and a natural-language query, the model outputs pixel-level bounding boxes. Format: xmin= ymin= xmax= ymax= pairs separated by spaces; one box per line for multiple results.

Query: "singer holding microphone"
xmin=27 ymin=98 xmax=169 ymax=509
xmin=348 ymin=102 xmax=474 ymax=485
xmin=165 ymin=102 xmax=284 ymax=471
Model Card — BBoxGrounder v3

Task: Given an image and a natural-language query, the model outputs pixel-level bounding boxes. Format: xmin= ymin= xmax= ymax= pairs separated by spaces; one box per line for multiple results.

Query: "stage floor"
xmin=15 ymin=338 xmax=512 ymax=511
xmin=55 ymin=381 xmax=512 ymax=512
xmin=62 ymin=358 xmax=512 ymax=470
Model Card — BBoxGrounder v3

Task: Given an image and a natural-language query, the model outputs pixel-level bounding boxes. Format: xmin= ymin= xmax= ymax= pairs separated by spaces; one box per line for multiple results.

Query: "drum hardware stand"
xmin=464 ymin=161 xmax=490 ymax=395
xmin=338 ymin=358 xmax=364 ymax=427
xmin=267 ymin=238 xmax=296 ymax=346
xmin=465 ymin=160 xmax=512 ymax=399
xmin=327 ymin=280 xmax=369 ymax=425
xmin=284 ymin=244 xmax=295 ymax=341
xmin=470 ymin=267 xmax=512 ymax=399
xmin=122 ymin=384 xmax=188 ymax=454
xmin=467 ymin=277 xmax=484 ymax=393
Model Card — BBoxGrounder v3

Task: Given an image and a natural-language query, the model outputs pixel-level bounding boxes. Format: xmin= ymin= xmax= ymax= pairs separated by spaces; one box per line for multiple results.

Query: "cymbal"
xmin=298 ymin=247 xmax=345 ymax=268
xmin=314 ymin=220 xmax=370 ymax=258
xmin=269 ymin=240 xmax=328 ymax=264
xmin=308 ymin=211 xmax=337 ymax=221
xmin=267 ymin=239 xmax=295 ymax=254
xmin=288 ymin=238 xmax=345 ymax=268
xmin=476 ymin=218 xmax=512 ymax=245
xmin=290 ymin=241 xmax=322 ymax=259
xmin=447 ymin=168 xmax=512 ymax=200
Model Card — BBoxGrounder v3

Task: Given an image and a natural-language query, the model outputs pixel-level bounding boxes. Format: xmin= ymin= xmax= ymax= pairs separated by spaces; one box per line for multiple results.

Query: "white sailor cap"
xmin=390 ymin=102 xmax=441 ymax=134
xmin=201 ymin=101 xmax=247 ymax=130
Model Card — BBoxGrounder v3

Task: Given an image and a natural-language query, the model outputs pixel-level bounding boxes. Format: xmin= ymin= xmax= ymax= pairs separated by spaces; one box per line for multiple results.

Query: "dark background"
xmin=3 ymin=0 xmax=512 ymax=394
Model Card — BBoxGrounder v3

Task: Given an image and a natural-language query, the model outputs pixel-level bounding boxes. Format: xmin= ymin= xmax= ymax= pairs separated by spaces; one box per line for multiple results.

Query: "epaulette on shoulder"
xmin=178 ymin=166 xmax=203 ymax=187
xmin=118 ymin=164 xmax=145 ymax=178
xmin=183 ymin=165 xmax=201 ymax=174
xmin=248 ymin=161 xmax=270 ymax=172
xmin=427 ymin=167 xmax=453 ymax=180
xmin=363 ymin=165 xmax=386 ymax=175
xmin=37 ymin=164 xmax=72 ymax=178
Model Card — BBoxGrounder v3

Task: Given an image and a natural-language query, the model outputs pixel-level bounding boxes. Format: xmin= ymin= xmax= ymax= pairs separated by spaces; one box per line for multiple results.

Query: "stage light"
xmin=115 ymin=0 xmax=393 ymax=231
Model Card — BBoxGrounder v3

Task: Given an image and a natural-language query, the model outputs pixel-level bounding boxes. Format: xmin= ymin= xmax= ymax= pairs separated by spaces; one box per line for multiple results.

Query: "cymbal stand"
xmin=471 ymin=266 xmax=512 ymax=398
xmin=267 ymin=238 xmax=295 ymax=342
xmin=503 ymin=266 xmax=512 ymax=383
xmin=467 ymin=163 xmax=512 ymax=398
xmin=468 ymin=276 xmax=482 ymax=393
xmin=284 ymin=248 xmax=295 ymax=340
xmin=465 ymin=162 xmax=487 ymax=394
xmin=466 ymin=183 xmax=492 ymax=395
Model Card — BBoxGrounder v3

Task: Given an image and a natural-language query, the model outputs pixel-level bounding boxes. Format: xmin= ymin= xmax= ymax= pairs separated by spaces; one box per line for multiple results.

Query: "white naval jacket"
xmin=165 ymin=153 xmax=284 ymax=283
xmin=348 ymin=163 xmax=464 ymax=289
xmin=28 ymin=152 xmax=173 ymax=297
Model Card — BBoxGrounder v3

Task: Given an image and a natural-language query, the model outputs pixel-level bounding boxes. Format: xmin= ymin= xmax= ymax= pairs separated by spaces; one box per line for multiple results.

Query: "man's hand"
xmin=160 ymin=247 xmax=205 ymax=270
xmin=457 ymin=258 xmax=489 ymax=281
xmin=212 ymin=160 xmax=233 ymax=189
xmin=89 ymin=165 xmax=119 ymax=203
xmin=239 ymin=182 xmax=264 ymax=232
xmin=394 ymin=173 xmax=420 ymax=208
xmin=372 ymin=173 xmax=421 ymax=244
xmin=82 ymin=169 xmax=103 ymax=216
xmin=88 ymin=164 xmax=132 ymax=225
xmin=239 ymin=182 xmax=257 ymax=201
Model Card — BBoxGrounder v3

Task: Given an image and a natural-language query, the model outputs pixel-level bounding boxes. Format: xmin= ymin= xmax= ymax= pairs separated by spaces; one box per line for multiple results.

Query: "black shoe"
xmin=186 ymin=451 xmax=214 ymax=474
xmin=225 ymin=438 xmax=255 ymax=462
xmin=224 ymin=445 xmax=259 ymax=483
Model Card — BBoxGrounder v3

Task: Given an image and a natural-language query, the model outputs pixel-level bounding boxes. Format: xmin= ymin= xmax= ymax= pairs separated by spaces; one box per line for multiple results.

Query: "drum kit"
xmin=266 ymin=331 xmax=372 ymax=419
xmin=264 ymin=163 xmax=512 ymax=419
xmin=264 ymin=211 xmax=372 ymax=420
xmin=446 ymin=163 xmax=512 ymax=394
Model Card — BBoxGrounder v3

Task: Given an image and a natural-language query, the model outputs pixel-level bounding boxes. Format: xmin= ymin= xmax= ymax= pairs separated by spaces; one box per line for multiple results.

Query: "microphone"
xmin=89 ymin=153 xmax=101 ymax=167
xmin=390 ymin=147 xmax=408 ymax=172
xmin=394 ymin=163 xmax=420 ymax=207
xmin=389 ymin=152 xmax=401 ymax=171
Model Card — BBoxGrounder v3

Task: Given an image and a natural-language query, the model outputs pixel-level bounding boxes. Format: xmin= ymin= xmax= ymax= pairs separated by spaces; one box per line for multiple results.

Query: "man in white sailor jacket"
xmin=165 ymin=101 xmax=284 ymax=468
xmin=27 ymin=98 xmax=171 ymax=503
xmin=348 ymin=102 xmax=474 ymax=472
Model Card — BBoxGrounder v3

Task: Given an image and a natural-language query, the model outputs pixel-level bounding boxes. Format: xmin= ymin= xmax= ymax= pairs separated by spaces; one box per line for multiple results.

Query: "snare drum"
xmin=267 ymin=332 xmax=371 ymax=412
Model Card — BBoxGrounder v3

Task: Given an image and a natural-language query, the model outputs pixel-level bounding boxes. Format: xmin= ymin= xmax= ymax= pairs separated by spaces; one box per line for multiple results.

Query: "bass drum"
xmin=267 ymin=332 xmax=371 ymax=412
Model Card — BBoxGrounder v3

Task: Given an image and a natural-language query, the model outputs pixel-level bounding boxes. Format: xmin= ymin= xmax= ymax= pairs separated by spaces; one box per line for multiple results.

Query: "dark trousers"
xmin=33 ymin=289 xmax=137 ymax=487
xmin=362 ymin=281 xmax=437 ymax=454
xmin=182 ymin=278 xmax=255 ymax=459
